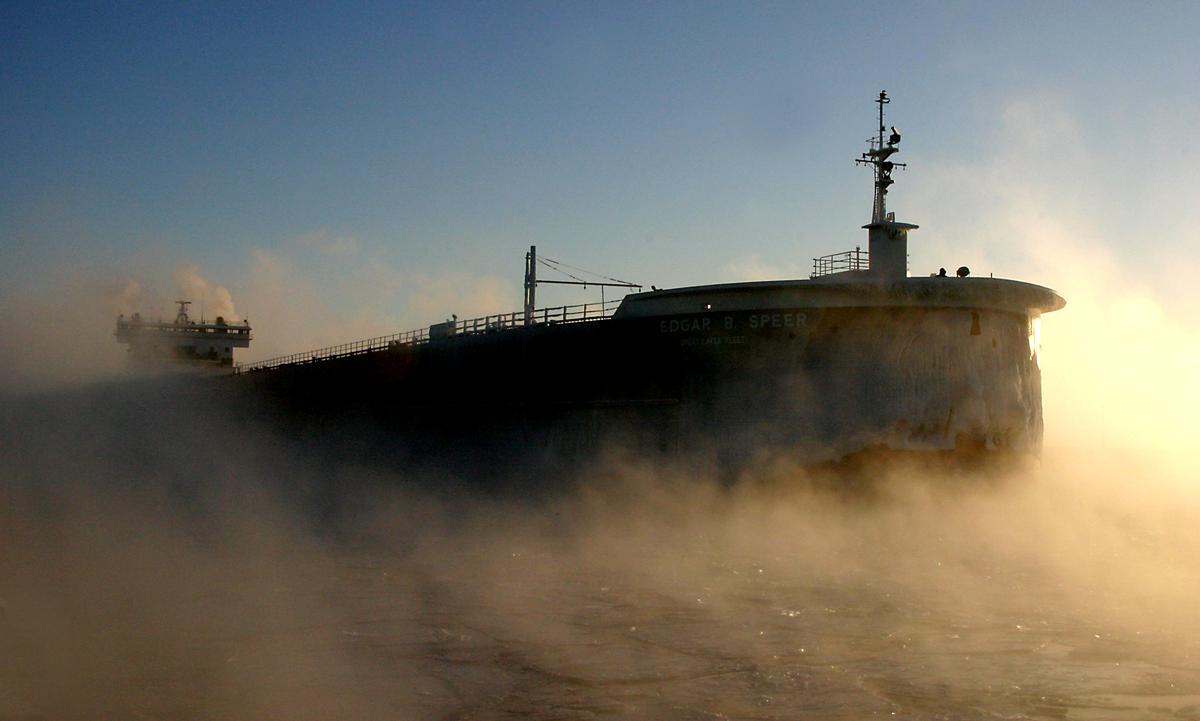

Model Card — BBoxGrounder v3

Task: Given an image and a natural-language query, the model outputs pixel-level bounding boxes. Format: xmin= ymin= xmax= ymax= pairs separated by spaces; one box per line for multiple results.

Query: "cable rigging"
xmin=523 ymin=245 xmax=643 ymax=326
xmin=537 ymin=255 xmax=640 ymax=288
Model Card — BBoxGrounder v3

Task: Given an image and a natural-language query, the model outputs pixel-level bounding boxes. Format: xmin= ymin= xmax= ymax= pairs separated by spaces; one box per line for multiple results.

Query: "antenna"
xmin=854 ymin=90 xmax=907 ymax=224
xmin=853 ymin=91 xmax=919 ymax=281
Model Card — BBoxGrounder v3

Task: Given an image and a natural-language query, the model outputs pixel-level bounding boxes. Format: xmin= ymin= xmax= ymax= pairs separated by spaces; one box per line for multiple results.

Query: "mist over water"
xmin=3 ymin=371 xmax=1200 ymax=721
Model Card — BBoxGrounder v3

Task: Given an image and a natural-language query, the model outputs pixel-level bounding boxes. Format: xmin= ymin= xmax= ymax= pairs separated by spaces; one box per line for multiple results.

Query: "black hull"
xmin=234 ymin=277 xmax=1062 ymax=480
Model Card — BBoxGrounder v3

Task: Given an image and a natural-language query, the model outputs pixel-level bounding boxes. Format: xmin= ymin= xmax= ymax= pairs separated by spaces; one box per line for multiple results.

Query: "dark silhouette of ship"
xmin=121 ymin=92 xmax=1065 ymax=477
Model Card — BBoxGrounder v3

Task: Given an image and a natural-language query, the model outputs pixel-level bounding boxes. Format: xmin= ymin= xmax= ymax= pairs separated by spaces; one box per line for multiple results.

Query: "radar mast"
xmin=855 ymin=91 xmax=917 ymax=280
xmin=855 ymin=90 xmax=907 ymax=223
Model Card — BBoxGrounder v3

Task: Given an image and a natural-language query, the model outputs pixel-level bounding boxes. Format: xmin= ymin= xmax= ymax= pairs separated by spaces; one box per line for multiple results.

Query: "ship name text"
xmin=659 ymin=312 xmax=808 ymax=334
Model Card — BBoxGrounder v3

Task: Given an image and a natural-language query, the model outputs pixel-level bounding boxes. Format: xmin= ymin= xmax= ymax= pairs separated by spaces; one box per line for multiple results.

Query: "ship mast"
xmin=855 ymin=91 xmax=917 ymax=280
xmin=524 ymin=246 xmax=537 ymax=326
xmin=522 ymin=246 xmax=641 ymax=326
xmin=856 ymin=90 xmax=906 ymax=223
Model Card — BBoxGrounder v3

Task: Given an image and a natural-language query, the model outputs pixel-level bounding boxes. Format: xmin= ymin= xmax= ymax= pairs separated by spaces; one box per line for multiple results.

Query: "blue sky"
xmin=3 ymin=1 xmax=1200 ymax=366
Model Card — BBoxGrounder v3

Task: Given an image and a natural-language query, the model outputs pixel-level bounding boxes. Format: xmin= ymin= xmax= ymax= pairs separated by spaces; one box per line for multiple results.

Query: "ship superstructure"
xmin=115 ymin=300 xmax=252 ymax=368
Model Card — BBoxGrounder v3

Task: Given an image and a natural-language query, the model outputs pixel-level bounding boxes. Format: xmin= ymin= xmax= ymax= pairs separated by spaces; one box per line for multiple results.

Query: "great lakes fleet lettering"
xmin=679 ymin=335 xmax=747 ymax=347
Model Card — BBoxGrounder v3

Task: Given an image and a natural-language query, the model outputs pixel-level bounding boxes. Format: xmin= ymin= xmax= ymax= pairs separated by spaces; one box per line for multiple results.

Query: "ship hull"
xmin=234 ymin=277 xmax=1059 ymax=480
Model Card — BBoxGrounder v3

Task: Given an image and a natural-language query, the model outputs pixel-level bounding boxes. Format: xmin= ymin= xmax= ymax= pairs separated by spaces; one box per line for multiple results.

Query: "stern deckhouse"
xmin=115 ymin=300 xmax=252 ymax=368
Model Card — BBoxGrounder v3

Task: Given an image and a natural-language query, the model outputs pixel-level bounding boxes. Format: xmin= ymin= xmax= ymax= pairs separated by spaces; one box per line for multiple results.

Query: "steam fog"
xmin=0 ymin=235 xmax=519 ymax=393
xmin=4 ymin=101 xmax=1200 ymax=720
xmin=3 ymin=285 xmax=1200 ymax=721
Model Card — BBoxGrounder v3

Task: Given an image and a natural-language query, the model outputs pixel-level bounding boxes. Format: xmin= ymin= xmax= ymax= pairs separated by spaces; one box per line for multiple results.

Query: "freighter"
xmin=118 ymin=92 xmax=1065 ymax=475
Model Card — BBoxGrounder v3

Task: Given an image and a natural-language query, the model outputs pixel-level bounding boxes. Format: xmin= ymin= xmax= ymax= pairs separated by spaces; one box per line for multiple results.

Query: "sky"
xmin=2 ymin=1 xmax=1199 ymax=408
xmin=6 ymin=8 xmax=1200 ymax=715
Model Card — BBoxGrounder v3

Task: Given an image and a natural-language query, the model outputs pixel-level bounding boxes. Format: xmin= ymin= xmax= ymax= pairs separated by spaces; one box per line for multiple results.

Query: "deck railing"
xmin=233 ymin=299 xmax=623 ymax=374
xmin=115 ymin=319 xmax=252 ymax=337
xmin=233 ymin=327 xmax=429 ymax=374
xmin=811 ymin=247 xmax=869 ymax=278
